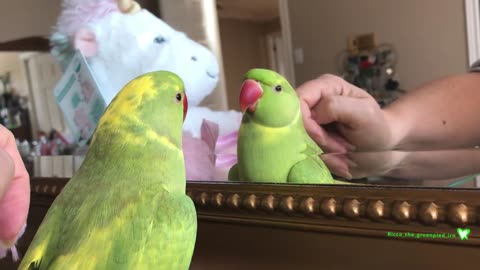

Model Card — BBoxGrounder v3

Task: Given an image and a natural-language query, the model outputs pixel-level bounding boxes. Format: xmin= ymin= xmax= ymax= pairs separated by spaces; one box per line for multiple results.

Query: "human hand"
xmin=296 ymin=74 xmax=404 ymax=179
xmin=0 ymin=124 xmax=30 ymax=260
xmin=296 ymin=74 xmax=397 ymax=153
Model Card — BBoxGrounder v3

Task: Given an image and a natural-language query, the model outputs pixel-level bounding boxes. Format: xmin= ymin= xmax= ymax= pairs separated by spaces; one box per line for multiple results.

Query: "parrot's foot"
xmin=0 ymin=222 xmax=26 ymax=261
xmin=0 ymin=244 xmax=19 ymax=261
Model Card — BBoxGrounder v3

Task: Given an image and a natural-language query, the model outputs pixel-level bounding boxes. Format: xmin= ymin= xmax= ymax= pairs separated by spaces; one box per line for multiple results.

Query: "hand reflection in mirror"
xmin=321 ymin=149 xmax=480 ymax=182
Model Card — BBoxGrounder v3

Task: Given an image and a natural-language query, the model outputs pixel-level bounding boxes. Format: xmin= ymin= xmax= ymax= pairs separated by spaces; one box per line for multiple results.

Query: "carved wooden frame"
xmin=31 ymin=177 xmax=480 ymax=246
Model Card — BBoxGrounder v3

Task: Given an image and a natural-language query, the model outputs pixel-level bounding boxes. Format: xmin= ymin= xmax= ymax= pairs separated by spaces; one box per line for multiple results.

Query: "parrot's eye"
xmin=175 ymin=93 xmax=182 ymax=103
xmin=154 ymin=36 xmax=166 ymax=43
xmin=191 ymin=56 xmax=197 ymax=61
xmin=274 ymin=85 xmax=282 ymax=92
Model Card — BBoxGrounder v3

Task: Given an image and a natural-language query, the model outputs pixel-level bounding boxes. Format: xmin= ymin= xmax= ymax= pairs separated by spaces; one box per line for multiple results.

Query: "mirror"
xmin=161 ymin=0 xmax=480 ymax=188
xmin=5 ymin=1 xmax=480 ymax=189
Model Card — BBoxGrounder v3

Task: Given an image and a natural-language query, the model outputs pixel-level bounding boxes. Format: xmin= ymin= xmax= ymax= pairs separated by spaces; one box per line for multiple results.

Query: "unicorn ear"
xmin=73 ymin=28 xmax=98 ymax=57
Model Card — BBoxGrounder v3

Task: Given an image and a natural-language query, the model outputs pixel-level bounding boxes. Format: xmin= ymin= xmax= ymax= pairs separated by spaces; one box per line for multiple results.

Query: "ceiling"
xmin=216 ymin=0 xmax=279 ymax=22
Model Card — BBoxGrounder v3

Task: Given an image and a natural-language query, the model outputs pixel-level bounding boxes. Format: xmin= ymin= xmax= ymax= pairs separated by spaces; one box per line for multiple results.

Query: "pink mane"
xmin=56 ymin=0 xmax=120 ymax=36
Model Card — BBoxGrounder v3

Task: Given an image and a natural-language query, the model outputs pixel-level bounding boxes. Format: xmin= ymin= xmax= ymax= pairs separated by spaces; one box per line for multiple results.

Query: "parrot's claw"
xmin=0 ymin=223 xmax=26 ymax=262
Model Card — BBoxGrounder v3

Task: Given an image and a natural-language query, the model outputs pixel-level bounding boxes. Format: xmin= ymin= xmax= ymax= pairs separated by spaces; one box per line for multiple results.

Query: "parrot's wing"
xmin=301 ymin=132 xmax=363 ymax=185
xmin=285 ymin=131 xmax=337 ymax=184
xmin=100 ymin=190 xmax=197 ymax=270
xmin=288 ymin=158 xmax=336 ymax=184
xmin=17 ymin=205 xmax=63 ymax=270
xmin=303 ymin=132 xmax=323 ymax=156
xmin=20 ymin=179 xmax=197 ymax=270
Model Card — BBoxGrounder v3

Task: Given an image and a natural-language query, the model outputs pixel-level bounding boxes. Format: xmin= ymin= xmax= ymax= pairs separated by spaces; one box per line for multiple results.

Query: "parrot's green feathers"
xmin=19 ymin=71 xmax=196 ymax=270
xmin=92 ymin=71 xmax=186 ymax=148
xmin=243 ymin=69 xmax=299 ymax=128
xmin=244 ymin=68 xmax=287 ymax=87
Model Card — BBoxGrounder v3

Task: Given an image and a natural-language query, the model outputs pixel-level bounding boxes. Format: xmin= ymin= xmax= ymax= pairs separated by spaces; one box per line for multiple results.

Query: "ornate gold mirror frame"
xmin=31 ymin=177 xmax=480 ymax=247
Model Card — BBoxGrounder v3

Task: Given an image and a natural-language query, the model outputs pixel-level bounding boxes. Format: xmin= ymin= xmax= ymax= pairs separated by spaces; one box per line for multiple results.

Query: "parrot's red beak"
xmin=183 ymin=93 xmax=188 ymax=122
xmin=240 ymin=79 xmax=263 ymax=113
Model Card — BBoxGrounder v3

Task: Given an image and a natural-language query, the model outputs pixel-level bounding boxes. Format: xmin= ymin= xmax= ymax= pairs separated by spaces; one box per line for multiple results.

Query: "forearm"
xmin=384 ymin=149 xmax=480 ymax=180
xmin=385 ymin=72 xmax=480 ymax=150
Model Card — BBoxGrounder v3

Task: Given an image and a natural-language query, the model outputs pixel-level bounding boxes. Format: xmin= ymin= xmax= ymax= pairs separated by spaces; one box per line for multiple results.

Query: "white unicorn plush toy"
xmin=50 ymin=0 xmax=239 ymax=180
xmin=51 ymin=0 xmax=241 ymax=138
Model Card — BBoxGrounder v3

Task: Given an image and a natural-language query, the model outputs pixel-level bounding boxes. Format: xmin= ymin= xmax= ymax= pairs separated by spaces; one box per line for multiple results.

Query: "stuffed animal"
xmin=50 ymin=0 xmax=239 ymax=180
xmin=50 ymin=0 xmax=241 ymax=138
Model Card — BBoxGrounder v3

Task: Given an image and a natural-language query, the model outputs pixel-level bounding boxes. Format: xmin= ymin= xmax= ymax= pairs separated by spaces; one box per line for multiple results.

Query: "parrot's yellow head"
xmin=91 ymin=70 xmax=188 ymax=147
xmin=240 ymin=68 xmax=299 ymax=128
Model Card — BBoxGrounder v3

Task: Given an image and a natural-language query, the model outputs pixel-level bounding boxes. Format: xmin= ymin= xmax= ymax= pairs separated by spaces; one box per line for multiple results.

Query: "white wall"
xmin=288 ymin=0 xmax=469 ymax=90
xmin=0 ymin=0 xmax=63 ymax=42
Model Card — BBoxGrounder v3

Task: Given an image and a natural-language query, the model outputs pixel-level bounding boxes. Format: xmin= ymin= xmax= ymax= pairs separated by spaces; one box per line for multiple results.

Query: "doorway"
xmin=216 ymin=0 xmax=289 ymax=110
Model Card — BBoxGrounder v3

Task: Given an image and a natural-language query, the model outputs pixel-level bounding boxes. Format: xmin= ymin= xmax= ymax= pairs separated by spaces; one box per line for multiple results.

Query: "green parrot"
xmin=19 ymin=71 xmax=196 ymax=270
xmin=228 ymin=68 xmax=343 ymax=184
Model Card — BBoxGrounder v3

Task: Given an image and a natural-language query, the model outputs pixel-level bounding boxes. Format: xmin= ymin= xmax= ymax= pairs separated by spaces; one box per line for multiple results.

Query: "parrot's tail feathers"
xmin=215 ymin=154 xmax=237 ymax=168
xmin=200 ymin=119 xmax=220 ymax=151
xmin=215 ymin=131 xmax=238 ymax=153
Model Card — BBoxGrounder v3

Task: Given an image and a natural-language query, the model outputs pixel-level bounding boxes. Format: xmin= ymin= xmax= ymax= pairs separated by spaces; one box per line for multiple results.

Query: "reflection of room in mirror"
xmin=0 ymin=52 xmax=65 ymax=140
xmin=216 ymin=0 xmax=286 ymax=111
xmin=0 ymin=52 xmax=66 ymax=142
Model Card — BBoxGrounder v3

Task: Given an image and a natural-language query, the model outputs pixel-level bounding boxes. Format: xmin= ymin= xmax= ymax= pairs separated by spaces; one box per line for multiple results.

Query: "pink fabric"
xmin=74 ymin=28 xmax=99 ymax=56
xmin=183 ymin=120 xmax=238 ymax=181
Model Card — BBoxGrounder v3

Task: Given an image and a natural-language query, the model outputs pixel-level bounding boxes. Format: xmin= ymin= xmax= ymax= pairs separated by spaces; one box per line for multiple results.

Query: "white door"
xmin=159 ymin=0 xmax=229 ymax=110
xmin=465 ymin=0 xmax=480 ymax=67
xmin=266 ymin=32 xmax=287 ymax=77
xmin=22 ymin=52 xmax=66 ymax=138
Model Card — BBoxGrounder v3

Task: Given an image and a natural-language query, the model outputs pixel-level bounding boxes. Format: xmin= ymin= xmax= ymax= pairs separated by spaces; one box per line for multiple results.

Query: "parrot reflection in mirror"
xmin=19 ymin=71 xmax=197 ymax=270
xmin=229 ymin=68 xmax=352 ymax=185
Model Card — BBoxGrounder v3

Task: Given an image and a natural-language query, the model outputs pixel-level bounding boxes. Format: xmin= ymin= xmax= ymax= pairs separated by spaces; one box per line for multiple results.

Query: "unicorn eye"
xmin=154 ymin=36 xmax=166 ymax=43
xmin=191 ymin=56 xmax=197 ymax=61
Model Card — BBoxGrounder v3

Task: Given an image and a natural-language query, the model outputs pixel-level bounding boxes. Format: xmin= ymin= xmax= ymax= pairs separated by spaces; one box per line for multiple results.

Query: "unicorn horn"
xmin=116 ymin=0 xmax=141 ymax=14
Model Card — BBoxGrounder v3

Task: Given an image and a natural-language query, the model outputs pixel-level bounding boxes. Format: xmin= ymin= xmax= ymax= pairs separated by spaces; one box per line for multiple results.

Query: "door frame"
xmin=465 ymin=0 xmax=480 ymax=67
xmin=279 ymin=0 xmax=296 ymax=86
xmin=464 ymin=0 xmax=480 ymax=187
